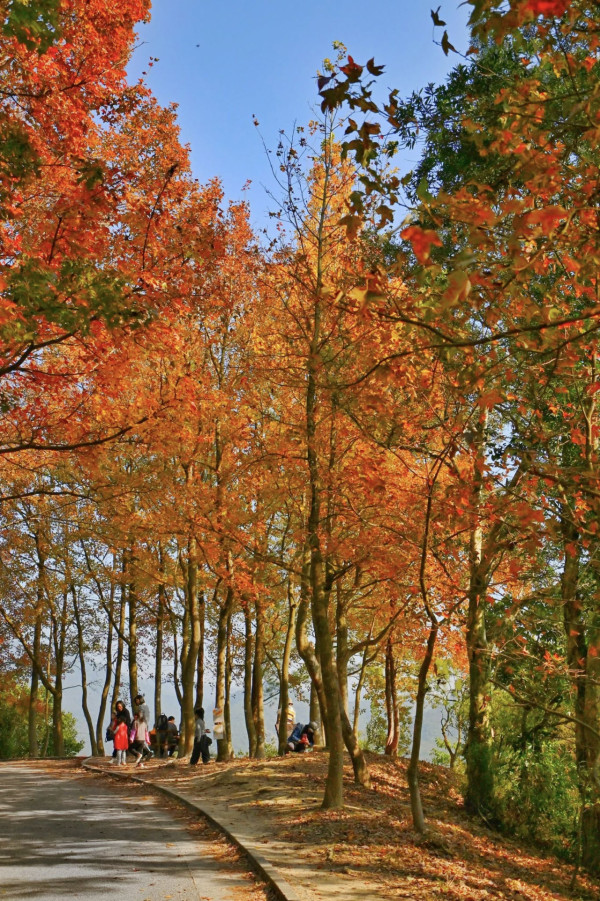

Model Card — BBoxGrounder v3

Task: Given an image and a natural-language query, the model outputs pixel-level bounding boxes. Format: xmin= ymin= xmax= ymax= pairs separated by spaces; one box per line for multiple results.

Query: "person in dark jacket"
xmin=287 ymin=721 xmax=317 ymax=752
xmin=166 ymin=717 xmax=179 ymax=756
xmin=190 ymin=708 xmax=212 ymax=765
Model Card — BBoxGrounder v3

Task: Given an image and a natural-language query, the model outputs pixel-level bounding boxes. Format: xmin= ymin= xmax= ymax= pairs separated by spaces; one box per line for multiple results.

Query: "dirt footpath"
xmin=120 ymin=752 xmax=599 ymax=901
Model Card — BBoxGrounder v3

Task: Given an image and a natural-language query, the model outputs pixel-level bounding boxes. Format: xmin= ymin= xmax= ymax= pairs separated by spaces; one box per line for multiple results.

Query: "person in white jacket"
xmin=131 ymin=711 xmax=154 ymax=767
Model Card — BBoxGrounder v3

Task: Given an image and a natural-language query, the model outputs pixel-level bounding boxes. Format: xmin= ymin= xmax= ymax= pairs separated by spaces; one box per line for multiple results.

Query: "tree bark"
xmin=215 ymin=586 xmax=234 ymax=761
xmin=71 ymin=586 xmax=98 ymax=755
xmin=465 ymin=412 xmax=494 ymax=815
xmin=154 ymin=549 xmax=166 ymax=724
xmin=96 ymin=579 xmax=115 ymax=756
xmin=278 ymin=581 xmax=297 ymax=755
xmin=195 ymin=591 xmax=205 ymax=710
xmin=251 ymin=597 xmax=266 ymax=759
xmin=243 ymin=601 xmax=257 ymax=756
xmin=180 ymin=536 xmax=201 ymax=755
xmin=336 ymin=586 xmax=370 ymax=786
xmin=407 ymin=623 xmax=438 ymax=833
xmin=384 ymin=633 xmax=399 ymax=757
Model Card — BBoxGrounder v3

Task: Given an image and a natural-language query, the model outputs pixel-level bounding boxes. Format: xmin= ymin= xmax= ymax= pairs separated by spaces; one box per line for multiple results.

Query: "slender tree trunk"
xmin=224 ymin=606 xmax=234 ymax=760
xmin=29 ymin=529 xmax=47 ymax=757
xmin=562 ymin=515 xmax=600 ymax=874
xmin=352 ymin=634 xmax=374 ymax=739
xmin=309 ymin=681 xmax=322 ymax=743
xmin=243 ymin=602 xmax=257 ymax=756
xmin=195 ymin=592 xmax=205 ymax=710
xmin=465 ymin=412 xmax=494 ymax=815
xmin=278 ymin=582 xmax=297 ymax=755
xmin=111 ymin=588 xmax=126 ymax=712
xmin=215 ymin=587 xmax=234 ymax=761
xmin=154 ymin=564 xmax=166 ymax=725
xmin=181 ymin=536 xmax=201 ymax=755
xmin=336 ymin=590 xmax=370 ymax=786
xmin=407 ymin=623 xmax=438 ymax=833
xmin=251 ymin=597 xmax=266 ymax=759
xmin=127 ymin=559 xmax=138 ymax=708
xmin=51 ymin=589 xmax=69 ymax=757
xmin=384 ymin=633 xmax=399 ymax=756
xmin=28 ymin=616 xmax=42 ymax=758
xmin=296 ymin=569 xmax=327 ymax=740
xmin=96 ymin=580 xmax=115 ymax=755
xmin=581 ymin=619 xmax=600 ymax=874
xmin=72 ymin=587 xmax=98 ymax=755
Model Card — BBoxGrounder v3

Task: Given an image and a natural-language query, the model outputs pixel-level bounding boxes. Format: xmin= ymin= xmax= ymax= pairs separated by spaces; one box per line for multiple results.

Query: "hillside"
xmin=134 ymin=751 xmax=599 ymax=901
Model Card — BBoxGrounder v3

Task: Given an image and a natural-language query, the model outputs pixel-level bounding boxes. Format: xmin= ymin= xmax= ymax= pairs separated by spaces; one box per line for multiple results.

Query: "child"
xmin=113 ymin=717 xmax=129 ymax=765
xmin=131 ymin=712 xmax=154 ymax=767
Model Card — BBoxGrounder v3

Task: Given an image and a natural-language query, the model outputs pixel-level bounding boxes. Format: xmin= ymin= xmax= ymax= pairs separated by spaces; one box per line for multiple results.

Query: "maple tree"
xmin=2 ymin=0 xmax=600 ymax=883
xmin=316 ymin=0 xmax=600 ymax=871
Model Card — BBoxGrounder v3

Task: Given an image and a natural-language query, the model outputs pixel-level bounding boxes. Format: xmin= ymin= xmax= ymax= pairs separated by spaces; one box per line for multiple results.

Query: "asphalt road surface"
xmin=0 ymin=763 xmax=259 ymax=900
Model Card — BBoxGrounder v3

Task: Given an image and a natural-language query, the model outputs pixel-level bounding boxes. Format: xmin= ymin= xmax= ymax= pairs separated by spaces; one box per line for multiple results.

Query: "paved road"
xmin=0 ymin=763 xmax=255 ymax=900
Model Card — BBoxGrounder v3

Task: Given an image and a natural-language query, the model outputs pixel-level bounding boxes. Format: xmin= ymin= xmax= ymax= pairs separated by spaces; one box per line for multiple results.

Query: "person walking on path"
xmin=131 ymin=711 xmax=154 ymax=767
xmin=133 ymin=694 xmax=150 ymax=725
xmin=166 ymin=716 xmax=179 ymax=756
xmin=190 ymin=708 xmax=212 ymax=765
xmin=156 ymin=713 xmax=170 ymax=759
xmin=108 ymin=700 xmax=131 ymax=761
xmin=113 ymin=717 xmax=129 ymax=765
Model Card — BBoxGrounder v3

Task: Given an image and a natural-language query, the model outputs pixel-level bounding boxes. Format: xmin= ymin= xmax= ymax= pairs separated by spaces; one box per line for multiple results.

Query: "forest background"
xmin=63 ymin=0 xmax=472 ymax=757
xmin=2 ymin=0 xmax=600 ymax=880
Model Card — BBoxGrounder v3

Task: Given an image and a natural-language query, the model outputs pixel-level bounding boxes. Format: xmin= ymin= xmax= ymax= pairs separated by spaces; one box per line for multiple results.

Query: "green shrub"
xmin=494 ymin=740 xmax=579 ymax=857
xmin=0 ymin=680 xmax=83 ymax=758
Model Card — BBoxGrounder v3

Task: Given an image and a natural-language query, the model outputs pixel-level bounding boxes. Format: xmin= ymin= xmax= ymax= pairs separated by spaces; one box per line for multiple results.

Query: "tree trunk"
xmin=181 ymin=538 xmax=201 ymax=755
xmin=154 ymin=562 xmax=166 ymax=725
xmin=111 ymin=588 xmax=126 ymax=712
xmin=127 ymin=560 xmax=138 ymax=708
xmin=195 ymin=592 xmax=205 ymax=710
xmin=336 ymin=588 xmax=370 ymax=786
xmin=96 ymin=579 xmax=115 ymax=755
xmin=296 ymin=567 xmax=327 ymax=741
xmin=561 ymin=516 xmax=600 ymax=874
xmin=72 ymin=587 xmax=98 ymax=756
xmin=309 ymin=682 xmax=322 ymax=744
xmin=465 ymin=412 xmax=494 ymax=815
xmin=243 ymin=601 xmax=257 ymax=756
xmin=215 ymin=587 xmax=234 ymax=761
xmin=224 ymin=606 xmax=234 ymax=760
xmin=28 ymin=616 xmax=42 ymax=758
xmin=278 ymin=582 xmax=297 ymax=755
xmin=51 ymin=591 xmax=69 ymax=758
xmin=407 ymin=623 xmax=438 ymax=833
xmin=384 ymin=633 xmax=399 ymax=757
xmin=251 ymin=597 xmax=266 ymax=759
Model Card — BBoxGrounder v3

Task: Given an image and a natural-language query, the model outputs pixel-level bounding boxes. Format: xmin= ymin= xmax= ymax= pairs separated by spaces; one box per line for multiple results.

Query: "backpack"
xmin=288 ymin=723 xmax=304 ymax=744
xmin=157 ymin=713 xmax=168 ymax=731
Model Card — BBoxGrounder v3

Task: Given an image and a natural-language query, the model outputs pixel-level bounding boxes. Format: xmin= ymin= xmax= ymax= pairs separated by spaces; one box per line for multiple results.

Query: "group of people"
xmin=106 ymin=694 xmax=178 ymax=766
xmin=276 ymin=703 xmax=318 ymax=753
xmin=287 ymin=721 xmax=317 ymax=753
xmin=107 ymin=695 xmax=317 ymax=764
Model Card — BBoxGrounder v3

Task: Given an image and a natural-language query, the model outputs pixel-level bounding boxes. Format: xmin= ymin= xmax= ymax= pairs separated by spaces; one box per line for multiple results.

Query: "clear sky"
xmin=128 ymin=1 xmax=470 ymax=226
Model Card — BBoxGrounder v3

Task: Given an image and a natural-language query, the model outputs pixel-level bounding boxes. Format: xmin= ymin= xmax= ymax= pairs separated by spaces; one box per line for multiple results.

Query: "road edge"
xmin=82 ymin=758 xmax=304 ymax=901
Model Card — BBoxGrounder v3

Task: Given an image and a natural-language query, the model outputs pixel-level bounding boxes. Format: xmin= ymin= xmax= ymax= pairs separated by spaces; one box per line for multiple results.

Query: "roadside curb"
xmin=82 ymin=759 xmax=304 ymax=901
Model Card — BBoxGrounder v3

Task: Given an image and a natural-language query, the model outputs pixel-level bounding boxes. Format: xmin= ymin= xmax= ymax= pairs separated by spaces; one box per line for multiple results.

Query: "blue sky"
xmin=128 ymin=1 xmax=470 ymax=226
